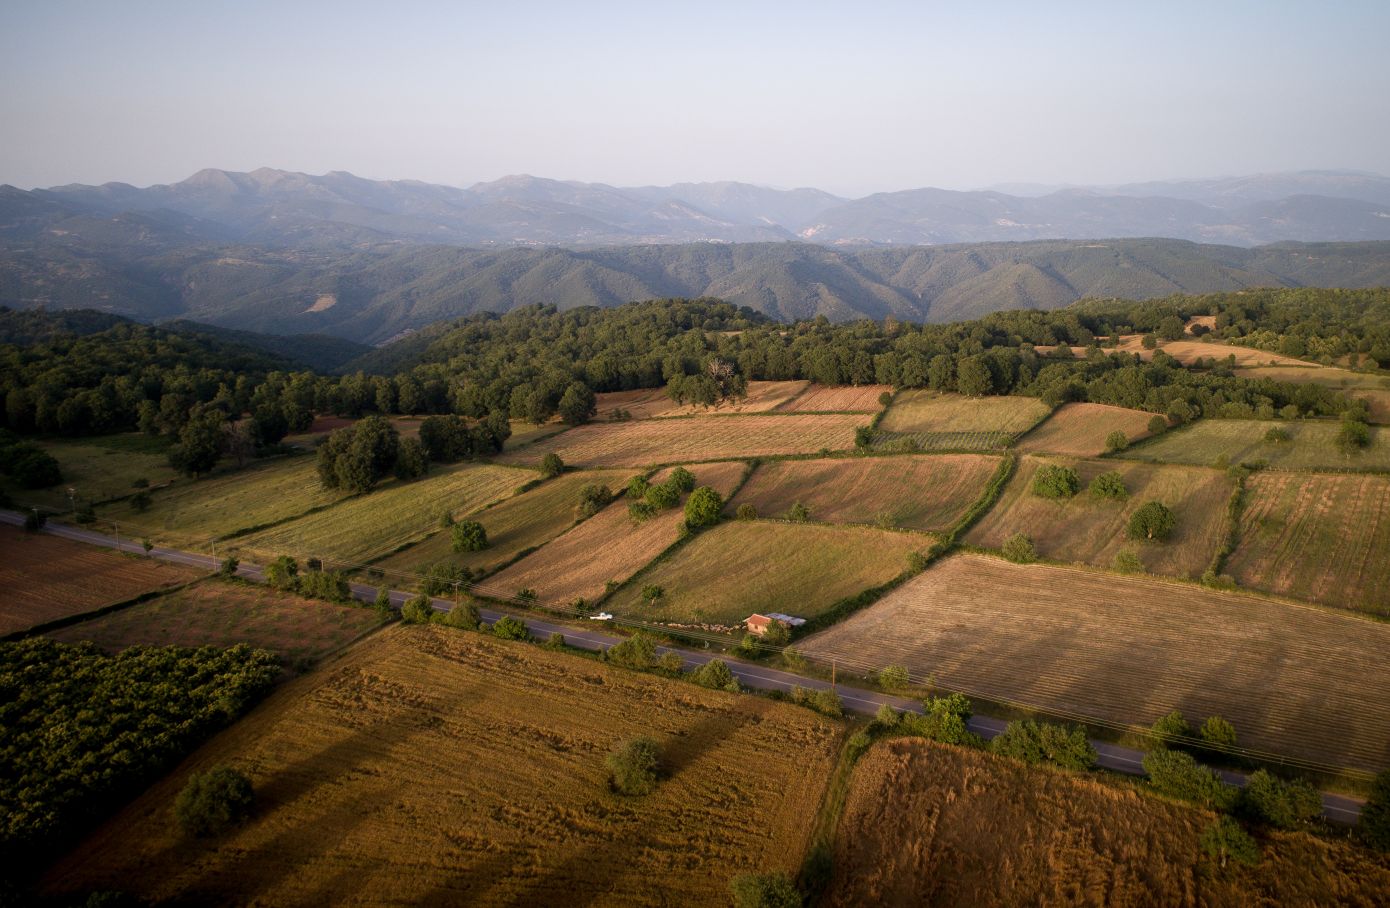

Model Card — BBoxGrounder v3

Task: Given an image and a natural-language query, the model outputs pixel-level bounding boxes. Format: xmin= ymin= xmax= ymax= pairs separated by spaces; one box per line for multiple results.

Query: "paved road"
xmin=1 ymin=510 xmax=1365 ymax=825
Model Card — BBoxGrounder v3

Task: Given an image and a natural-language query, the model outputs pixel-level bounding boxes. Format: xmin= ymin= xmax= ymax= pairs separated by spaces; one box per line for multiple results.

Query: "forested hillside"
xmin=5 ymin=233 xmax=1390 ymax=342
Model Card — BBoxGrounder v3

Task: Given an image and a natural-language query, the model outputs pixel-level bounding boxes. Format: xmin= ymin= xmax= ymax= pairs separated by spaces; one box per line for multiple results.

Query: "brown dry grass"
xmin=1017 ymin=403 xmax=1158 ymax=457
xmin=777 ymin=384 xmax=892 ymax=412
xmin=967 ymin=456 xmax=1233 ymax=579
xmin=800 ymin=554 xmax=1390 ymax=772
xmin=878 ymin=391 xmax=1051 ymax=436
xmin=1233 ymin=365 xmax=1390 ymax=391
xmin=0 ymin=526 xmax=202 ymax=636
xmin=829 ymin=738 xmax=1390 ymax=908
xmin=729 ymin=454 xmax=998 ymax=532
xmin=42 ymin=626 xmax=843 ymax=907
xmin=484 ymin=461 xmax=747 ymax=604
xmin=494 ymin=414 xmax=864 ymax=468
xmin=1112 ymin=337 xmax=1310 ymax=367
xmin=596 ymin=381 xmax=809 ymax=421
xmin=1226 ymin=471 xmax=1390 ymax=615
xmin=47 ymin=579 xmax=384 ymax=668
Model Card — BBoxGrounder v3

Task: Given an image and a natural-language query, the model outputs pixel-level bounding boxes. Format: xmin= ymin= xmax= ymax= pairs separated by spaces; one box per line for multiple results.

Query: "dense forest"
xmin=2 ymin=288 xmax=1385 ymax=483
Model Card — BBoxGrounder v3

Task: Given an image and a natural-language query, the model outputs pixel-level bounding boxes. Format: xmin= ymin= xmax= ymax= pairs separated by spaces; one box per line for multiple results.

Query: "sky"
xmin=2 ymin=0 xmax=1387 ymax=197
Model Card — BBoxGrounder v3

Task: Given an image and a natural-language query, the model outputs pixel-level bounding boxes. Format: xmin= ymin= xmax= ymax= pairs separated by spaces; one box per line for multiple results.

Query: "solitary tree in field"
xmin=1002 ymin=533 xmax=1037 ymax=564
xmin=175 ymin=767 xmax=254 ymax=837
xmin=1031 ymin=464 xmax=1080 ymax=499
xmin=786 ymin=501 xmax=811 ymax=522
xmin=1089 ymin=471 xmax=1129 ymax=500
xmin=1104 ymin=430 xmax=1129 ymax=453
xmin=736 ymin=503 xmax=758 ymax=520
xmin=540 ymin=452 xmax=565 ymax=478
xmin=452 ymin=520 xmax=489 ymax=552
xmin=641 ymin=584 xmax=665 ymax=604
xmin=1147 ymin=414 xmax=1169 ymax=435
xmin=684 ymin=486 xmax=723 ymax=528
xmin=607 ymin=736 xmax=660 ymax=796
xmin=1128 ymin=501 xmax=1177 ymax=540
xmin=729 ymin=872 xmax=801 ymax=908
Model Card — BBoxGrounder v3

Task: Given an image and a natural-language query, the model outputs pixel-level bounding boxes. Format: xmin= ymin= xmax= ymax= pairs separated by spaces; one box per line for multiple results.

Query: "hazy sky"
xmin=3 ymin=0 xmax=1387 ymax=196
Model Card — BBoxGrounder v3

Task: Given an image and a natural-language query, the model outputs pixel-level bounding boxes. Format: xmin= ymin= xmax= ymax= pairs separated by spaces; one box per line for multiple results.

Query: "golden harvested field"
xmin=968 ymin=456 xmax=1233 ymax=579
xmin=1123 ymin=419 xmax=1390 ymax=472
xmin=375 ymin=468 xmax=632 ymax=578
xmin=801 ymin=554 xmax=1390 ymax=772
xmin=729 ymin=454 xmax=998 ymax=532
xmin=1236 ymin=364 xmax=1390 ymax=391
xmin=495 ymin=413 xmax=864 ymax=468
xmin=234 ymin=464 xmax=529 ymax=566
xmin=0 ymin=526 xmax=201 ymax=636
xmin=43 ymin=626 xmax=843 ymax=907
xmin=596 ymin=381 xmax=809 ymax=421
xmin=1113 ymin=336 xmax=1311 ymax=367
xmin=608 ymin=521 xmax=926 ymax=626
xmin=1016 ymin=403 xmax=1158 ymax=457
xmin=103 ymin=456 xmax=342 ymax=545
xmin=879 ymin=391 xmax=1051 ymax=437
xmin=4 ymin=435 xmax=181 ymax=510
xmin=594 ymin=387 xmax=686 ymax=420
xmin=485 ymin=461 xmax=747 ymax=605
xmin=502 ymin=419 xmax=566 ymax=451
xmin=776 ymin=384 xmax=892 ymax=412
xmin=1226 ymin=471 xmax=1390 ymax=614
xmin=48 ymin=579 xmax=383 ymax=667
xmin=829 ymin=739 xmax=1390 ymax=908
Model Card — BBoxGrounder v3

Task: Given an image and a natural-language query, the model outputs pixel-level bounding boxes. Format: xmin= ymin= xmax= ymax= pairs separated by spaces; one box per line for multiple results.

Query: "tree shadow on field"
xmin=416 ymin=711 xmax=747 ymax=907
xmin=156 ymin=716 xmax=423 ymax=907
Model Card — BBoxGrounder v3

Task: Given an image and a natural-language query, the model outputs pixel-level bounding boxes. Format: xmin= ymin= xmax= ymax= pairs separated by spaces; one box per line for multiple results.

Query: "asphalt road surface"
xmin=1 ymin=509 xmax=1365 ymax=825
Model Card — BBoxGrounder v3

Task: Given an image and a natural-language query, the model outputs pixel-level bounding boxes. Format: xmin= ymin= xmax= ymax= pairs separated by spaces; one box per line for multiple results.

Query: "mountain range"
xmin=6 ymin=167 xmax=1390 ymax=249
xmin=4 ymin=168 xmax=1390 ymax=343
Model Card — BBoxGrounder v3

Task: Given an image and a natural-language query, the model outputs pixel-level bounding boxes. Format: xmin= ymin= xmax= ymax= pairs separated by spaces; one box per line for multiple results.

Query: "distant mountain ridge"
xmin=5 ymin=167 xmax=1390 ymax=249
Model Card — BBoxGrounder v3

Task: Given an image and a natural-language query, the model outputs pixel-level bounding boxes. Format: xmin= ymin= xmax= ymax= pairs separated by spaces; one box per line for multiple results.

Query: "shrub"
xmin=451 ymin=520 xmax=489 ymax=552
xmin=689 ymin=659 xmax=739 ymax=692
xmin=1141 ymin=333 xmax=1158 ymax=350
xmin=641 ymin=584 xmax=665 ymax=603
xmin=1200 ymin=816 xmax=1260 ymax=869
xmin=265 ymin=555 xmax=299 ymax=591
xmin=878 ymin=390 xmax=895 ymax=407
xmin=576 ymin=483 xmax=614 ymax=518
xmin=855 ymin=425 xmax=874 ymax=448
xmin=874 ymin=702 xmax=900 ymax=727
xmin=790 ymin=686 xmax=842 ymax=717
xmin=1001 ymin=532 xmax=1036 ymax=564
xmin=1263 ymin=426 xmax=1292 ymax=444
xmin=491 ymin=615 xmax=531 ymax=640
xmin=298 ymin=569 xmax=351 ymax=603
xmin=607 ymin=736 xmax=660 ymax=796
xmin=440 ymin=599 xmax=481 ymax=630
xmin=1361 ymin=770 xmax=1390 ymax=851
xmin=545 ymin=632 xmax=566 ymax=650
xmin=656 ymin=651 xmax=685 ymax=675
xmin=174 ymin=767 xmax=254 ymax=837
xmin=901 ymin=693 xmax=979 ymax=746
xmin=141 ymin=537 xmax=153 ymax=554
xmin=1031 ymin=464 xmax=1080 ymax=499
xmin=877 ymin=664 xmax=910 ymax=691
xmin=626 ymin=475 xmax=650 ymax=499
xmin=628 ymin=501 xmax=657 ymax=523
xmin=540 ymin=452 xmax=565 ymax=478
xmin=684 ymin=486 xmax=723 ymax=528
xmin=1147 ymin=414 xmax=1169 ymax=435
xmin=729 ymin=872 xmax=801 ymax=908
xmin=1337 ymin=418 xmax=1371 ymax=455
xmin=517 ymin=588 xmax=537 ymax=602
xmin=1151 ymin=709 xmax=1191 ymax=743
xmin=1128 ymin=501 xmax=1176 ymax=540
xmin=130 ymin=490 xmax=152 ymax=512
xmin=1104 ymin=430 xmax=1129 ymax=453
xmin=990 ymin=719 xmax=1098 ymax=771
xmin=1199 ymin=715 xmax=1238 ymax=748
xmin=400 ymin=593 xmax=435 ymax=624
xmin=785 ymin=501 xmax=810 ymax=522
xmin=667 ymin=466 xmax=696 ymax=493
xmin=606 ymin=631 xmax=658 ymax=670
xmin=1112 ymin=548 xmax=1143 ymax=574
xmin=1239 ymin=769 xmax=1321 ymax=829
xmin=23 ymin=510 xmax=46 ymax=532
xmin=736 ymin=502 xmax=758 ymax=520
xmin=219 ymin=556 xmax=239 ymax=577
xmin=907 ymin=550 xmax=930 ymax=572
xmin=1088 ymin=471 xmax=1128 ymax=500
xmin=644 ymin=482 xmax=680 ymax=510
xmin=1142 ymin=748 xmax=1236 ymax=810
xmin=372 ymin=586 xmax=393 ymax=617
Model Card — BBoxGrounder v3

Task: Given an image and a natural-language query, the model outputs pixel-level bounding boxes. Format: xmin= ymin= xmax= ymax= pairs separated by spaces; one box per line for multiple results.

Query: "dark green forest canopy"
xmin=2 ymin=288 xmax=1385 ymax=448
xmin=0 ymin=638 xmax=280 ymax=876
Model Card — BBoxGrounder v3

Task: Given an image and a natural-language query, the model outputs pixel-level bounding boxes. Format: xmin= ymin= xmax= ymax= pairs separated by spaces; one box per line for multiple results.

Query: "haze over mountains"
xmin=4 ymin=167 xmax=1390 ymax=343
xmin=9 ymin=167 xmax=1390 ymax=248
